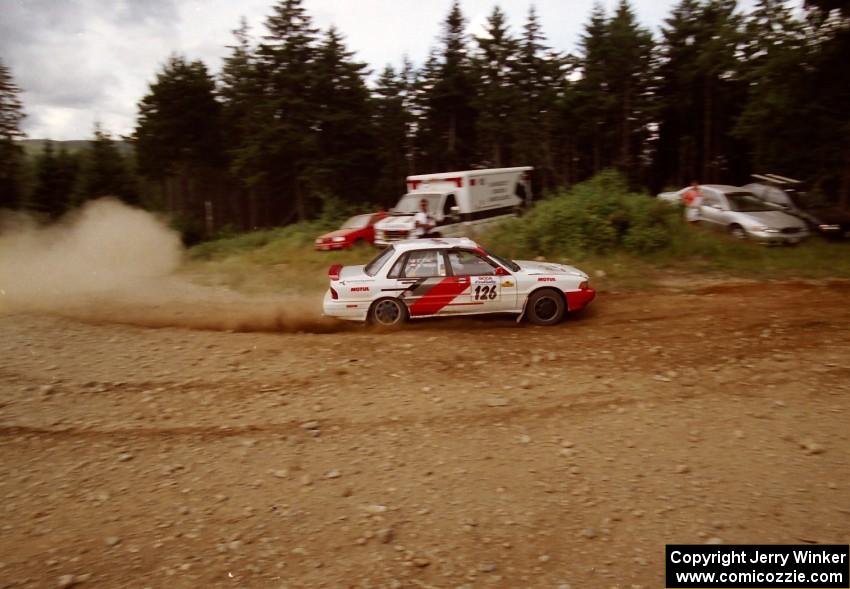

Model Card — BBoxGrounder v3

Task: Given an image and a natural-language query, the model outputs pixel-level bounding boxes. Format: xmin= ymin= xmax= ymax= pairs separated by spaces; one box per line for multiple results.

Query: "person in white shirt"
xmin=683 ymin=181 xmax=703 ymax=223
xmin=413 ymin=198 xmax=435 ymax=238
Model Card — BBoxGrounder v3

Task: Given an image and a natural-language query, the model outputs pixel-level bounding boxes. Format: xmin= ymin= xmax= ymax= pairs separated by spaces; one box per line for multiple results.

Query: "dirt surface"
xmin=1 ymin=280 xmax=849 ymax=589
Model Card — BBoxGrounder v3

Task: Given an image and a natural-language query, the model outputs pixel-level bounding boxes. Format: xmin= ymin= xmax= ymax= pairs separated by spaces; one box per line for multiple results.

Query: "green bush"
xmin=485 ymin=170 xmax=676 ymax=258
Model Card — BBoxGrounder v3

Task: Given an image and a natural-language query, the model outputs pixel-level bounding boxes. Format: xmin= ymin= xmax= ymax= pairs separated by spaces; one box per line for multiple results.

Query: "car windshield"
xmin=364 ymin=247 xmax=395 ymax=277
xmin=487 ymin=250 xmax=521 ymax=273
xmin=726 ymin=192 xmax=772 ymax=212
xmin=392 ymin=193 xmax=442 ymax=215
xmin=341 ymin=214 xmax=371 ymax=230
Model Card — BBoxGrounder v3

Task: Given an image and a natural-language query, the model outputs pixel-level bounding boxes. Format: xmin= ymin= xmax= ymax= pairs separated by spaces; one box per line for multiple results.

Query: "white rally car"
xmin=322 ymin=238 xmax=596 ymax=327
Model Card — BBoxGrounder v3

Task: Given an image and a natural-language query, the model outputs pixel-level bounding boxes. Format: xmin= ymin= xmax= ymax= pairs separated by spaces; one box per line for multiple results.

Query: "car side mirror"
xmin=494 ymin=267 xmax=509 ymax=276
xmin=450 ymin=206 xmax=460 ymax=214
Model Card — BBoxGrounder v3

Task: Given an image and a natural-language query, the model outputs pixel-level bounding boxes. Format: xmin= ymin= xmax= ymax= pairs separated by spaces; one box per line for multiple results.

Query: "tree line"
xmin=1 ymin=0 xmax=848 ymax=238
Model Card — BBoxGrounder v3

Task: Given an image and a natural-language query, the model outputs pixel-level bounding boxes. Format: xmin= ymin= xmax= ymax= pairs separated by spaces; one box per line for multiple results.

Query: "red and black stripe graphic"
xmin=400 ymin=276 xmax=471 ymax=316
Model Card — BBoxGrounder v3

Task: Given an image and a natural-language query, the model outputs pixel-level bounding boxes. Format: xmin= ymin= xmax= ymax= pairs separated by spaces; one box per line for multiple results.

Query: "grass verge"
xmin=184 ymin=172 xmax=850 ymax=294
xmin=184 ymin=221 xmax=850 ymax=296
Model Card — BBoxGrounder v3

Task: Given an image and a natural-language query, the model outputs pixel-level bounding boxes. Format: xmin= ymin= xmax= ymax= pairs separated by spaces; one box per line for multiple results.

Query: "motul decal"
xmin=350 ymin=286 xmax=369 ymax=292
xmin=538 ymin=277 xmax=556 ymax=282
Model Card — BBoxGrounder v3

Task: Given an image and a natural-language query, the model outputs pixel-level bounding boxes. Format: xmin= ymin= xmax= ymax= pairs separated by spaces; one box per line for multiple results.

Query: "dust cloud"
xmin=0 ymin=199 xmax=349 ymax=333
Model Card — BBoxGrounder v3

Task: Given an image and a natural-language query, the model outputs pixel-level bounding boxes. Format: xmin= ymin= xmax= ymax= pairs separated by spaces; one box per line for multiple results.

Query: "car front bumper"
xmin=565 ymin=287 xmax=596 ymax=312
xmin=322 ymin=290 xmax=369 ymax=321
xmin=747 ymin=229 xmax=808 ymax=244
xmin=315 ymin=241 xmax=350 ymax=251
xmin=815 ymin=227 xmax=850 ymax=239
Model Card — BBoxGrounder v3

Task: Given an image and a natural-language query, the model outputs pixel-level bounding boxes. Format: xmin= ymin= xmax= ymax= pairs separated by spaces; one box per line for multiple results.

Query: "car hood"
xmin=734 ymin=210 xmax=806 ymax=228
xmin=318 ymin=229 xmax=355 ymax=240
xmin=376 ymin=216 xmax=416 ymax=230
xmin=515 ymin=260 xmax=588 ymax=278
xmin=657 ymin=191 xmax=681 ymax=202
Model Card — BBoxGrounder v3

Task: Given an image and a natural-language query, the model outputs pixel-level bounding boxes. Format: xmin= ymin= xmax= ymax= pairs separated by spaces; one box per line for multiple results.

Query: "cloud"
xmin=0 ymin=0 xmax=769 ymax=140
xmin=0 ymin=0 xmax=180 ymax=139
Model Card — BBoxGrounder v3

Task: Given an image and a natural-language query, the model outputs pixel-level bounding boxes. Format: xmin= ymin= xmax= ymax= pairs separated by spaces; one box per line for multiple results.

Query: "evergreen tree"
xmin=0 ymin=59 xmax=26 ymax=209
xmin=572 ymin=3 xmax=615 ymax=176
xmin=513 ymin=6 xmax=563 ymax=189
xmin=135 ymin=55 xmax=222 ymax=230
xmin=411 ymin=48 xmax=443 ymax=172
xmin=654 ymin=0 xmax=746 ymax=187
xmin=75 ymin=125 xmax=137 ymax=204
xmin=373 ymin=63 xmax=412 ymax=204
xmin=799 ymin=2 xmax=850 ymax=205
xmin=734 ymin=0 xmax=807 ymax=174
xmin=805 ymin=0 xmax=850 ymax=16
xmin=399 ymin=56 xmax=419 ymax=172
xmin=30 ymin=141 xmax=78 ymax=217
xmin=473 ymin=6 xmax=520 ymax=167
xmin=568 ymin=2 xmax=654 ymax=185
xmin=55 ymin=146 xmax=79 ymax=211
xmin=220 ymin=19 xmax=263 ymax=228
xmin=309 ymin=27 xmax=377 ymax=208
xmin=606 ymin=0 xmax=655 ymax=182
xmin=735 ymin=0 xmax=850 ymax=205
xmin=695 ymin=0 xmax=745 ymax=182
xmin=419 ymin=1 xmax=478 ymax=171
xmin=249 ymin=0 xmax=320 ymax=222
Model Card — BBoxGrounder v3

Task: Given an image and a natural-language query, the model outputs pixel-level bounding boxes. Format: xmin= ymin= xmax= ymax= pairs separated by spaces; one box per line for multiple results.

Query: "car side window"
xmin=448 ymin=249 xmax=496 ymax=276
xmin=398 ymin=250 xmax=445 ymax=278
xmin=703 ymin=192 xmax=719 ymax=207
xmin=387 ymin=254 xmax=406 ymax=279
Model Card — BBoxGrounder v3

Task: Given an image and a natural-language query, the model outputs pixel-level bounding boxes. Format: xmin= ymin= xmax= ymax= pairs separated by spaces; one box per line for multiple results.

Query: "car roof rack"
xmin=753 ymin=173 xmax=802 ymax=185
xmin=765 ymin=173 xmax=801 ymax=184
xmin=751 ymin=173 xmax=779 ymax=183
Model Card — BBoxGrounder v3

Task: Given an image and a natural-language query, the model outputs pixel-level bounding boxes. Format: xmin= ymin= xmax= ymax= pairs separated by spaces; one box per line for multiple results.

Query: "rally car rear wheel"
xmin=526 ymin=289 xmax=565 ymax=326
xmin=369 ymin=298 xmax=408 ymax=328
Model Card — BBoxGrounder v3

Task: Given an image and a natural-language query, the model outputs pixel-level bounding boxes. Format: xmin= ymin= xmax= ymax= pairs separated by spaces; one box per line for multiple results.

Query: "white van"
xmin=373 ymin=167 xmax=533 ymax=245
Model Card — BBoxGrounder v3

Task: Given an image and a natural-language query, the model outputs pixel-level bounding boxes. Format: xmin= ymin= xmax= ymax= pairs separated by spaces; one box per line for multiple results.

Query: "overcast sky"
xmin=1 ymin=0 xmax=762 ymax=140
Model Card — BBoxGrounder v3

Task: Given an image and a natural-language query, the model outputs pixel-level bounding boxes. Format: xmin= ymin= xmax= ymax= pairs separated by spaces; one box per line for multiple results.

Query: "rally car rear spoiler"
xmin=328 ymin=264 xmax=343 ymax=281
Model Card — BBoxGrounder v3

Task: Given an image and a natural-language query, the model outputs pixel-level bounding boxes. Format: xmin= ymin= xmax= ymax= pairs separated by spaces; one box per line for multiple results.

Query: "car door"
xmin=445 ymin=248 xmax=518 ymax=313
xmin=386 ymin=249 xmax=468 ymax=317
xmin=699 ymin=190 xmax=727 ymax=229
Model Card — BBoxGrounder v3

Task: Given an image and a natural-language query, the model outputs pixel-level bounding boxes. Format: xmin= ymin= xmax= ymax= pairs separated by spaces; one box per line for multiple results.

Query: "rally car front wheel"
xmin=526 ymin=289 xmax=566 ymax=326
xmin=368 ymin=298 xmax=409 ymax=328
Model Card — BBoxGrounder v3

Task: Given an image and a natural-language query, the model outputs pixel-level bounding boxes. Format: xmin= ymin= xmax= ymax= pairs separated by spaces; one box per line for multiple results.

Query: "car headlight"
xmin=750 ymin=226 xmax=778 ymax=233
xmin=819 ymin=224 xmax=840 ymax=231
xmin=332 ymin=236 xmax=346 ymax=243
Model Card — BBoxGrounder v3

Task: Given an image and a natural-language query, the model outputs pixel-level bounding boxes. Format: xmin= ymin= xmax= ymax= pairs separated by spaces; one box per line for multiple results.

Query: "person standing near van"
xmin=683 ymin=181 xmax=703 ymax=223
xmin=414 ymin=198 xmax=435 ymax=238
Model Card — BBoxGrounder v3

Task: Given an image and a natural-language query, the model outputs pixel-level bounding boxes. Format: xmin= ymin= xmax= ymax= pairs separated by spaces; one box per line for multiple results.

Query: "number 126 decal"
xmin=473 ymin=285 xmax=498 ymax=300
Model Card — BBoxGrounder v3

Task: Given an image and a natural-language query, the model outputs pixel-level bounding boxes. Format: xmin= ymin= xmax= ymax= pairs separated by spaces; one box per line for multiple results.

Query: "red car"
xmin=314 ymin=212 xmax=388 ymax=250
